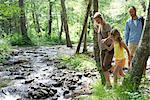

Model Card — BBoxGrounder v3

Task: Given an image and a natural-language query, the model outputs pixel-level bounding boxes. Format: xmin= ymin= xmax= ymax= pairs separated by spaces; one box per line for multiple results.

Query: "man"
xmin=125 ymin=6 xmax=145 ymax=69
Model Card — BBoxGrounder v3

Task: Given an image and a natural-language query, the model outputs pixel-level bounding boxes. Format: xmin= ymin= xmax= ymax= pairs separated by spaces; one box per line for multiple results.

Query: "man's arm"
xmin=125 ymin=21 xmax=130 ymax=46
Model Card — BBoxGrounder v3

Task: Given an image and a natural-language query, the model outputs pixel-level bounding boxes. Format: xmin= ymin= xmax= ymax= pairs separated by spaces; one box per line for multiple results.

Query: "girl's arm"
xmin=102 ymin=39 xmax=114 ymax=51
xmin=121 ymin=41 xmax=131 ymax=66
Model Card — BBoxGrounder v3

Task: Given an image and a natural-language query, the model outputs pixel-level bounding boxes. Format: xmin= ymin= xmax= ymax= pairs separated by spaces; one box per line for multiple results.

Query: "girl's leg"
xmin=119 ymin=68 xmax=125 ymax=77
xmin=113 ymin=66 xmax=120 ymax=85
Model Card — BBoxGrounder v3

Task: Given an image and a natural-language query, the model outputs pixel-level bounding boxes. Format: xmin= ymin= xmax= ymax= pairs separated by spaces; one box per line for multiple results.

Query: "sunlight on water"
xmin=2 ymin=94 xmax=21 ymax=100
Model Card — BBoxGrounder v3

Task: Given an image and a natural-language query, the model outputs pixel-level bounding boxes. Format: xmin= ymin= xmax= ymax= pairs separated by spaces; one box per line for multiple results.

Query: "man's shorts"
xmin=128 ymin=43 xmax=138 ymax=57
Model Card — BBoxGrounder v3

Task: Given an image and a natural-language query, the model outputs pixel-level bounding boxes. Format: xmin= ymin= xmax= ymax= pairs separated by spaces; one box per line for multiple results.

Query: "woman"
xmin=93 ymin=12 xmax=114 ymax=88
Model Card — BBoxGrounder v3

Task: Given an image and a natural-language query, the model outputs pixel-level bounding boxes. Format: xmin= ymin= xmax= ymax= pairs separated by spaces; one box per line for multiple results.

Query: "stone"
xmin=25 ymin=79 xmax=34 ymax=84
xmin=63 ymin=90 xmax=70 ymax=96
xmin=68 ymin=85 xmax=77 ymax=90
xmin=15 ymin=76 xmax=25 ymax=79
xmin=52 ymin=82 xmax=62 ymax=87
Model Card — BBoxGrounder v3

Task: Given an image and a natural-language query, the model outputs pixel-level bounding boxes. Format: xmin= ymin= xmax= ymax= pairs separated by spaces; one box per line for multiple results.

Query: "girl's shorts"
xmin=115 ymin=59 xmax=126 ymax=67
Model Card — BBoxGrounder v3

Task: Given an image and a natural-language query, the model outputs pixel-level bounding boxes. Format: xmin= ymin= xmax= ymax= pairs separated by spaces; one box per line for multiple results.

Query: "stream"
xmin=0 ymin=45 xmax=99 ymax=100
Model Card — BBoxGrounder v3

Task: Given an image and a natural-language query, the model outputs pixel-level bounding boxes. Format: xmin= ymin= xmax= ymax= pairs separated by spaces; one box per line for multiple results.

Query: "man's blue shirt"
xmin=125 ymin=17 xmax=143 ymax=46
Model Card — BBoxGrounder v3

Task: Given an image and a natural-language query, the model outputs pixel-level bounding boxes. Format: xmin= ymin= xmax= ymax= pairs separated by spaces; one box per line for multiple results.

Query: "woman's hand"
xmin=101 ymin=38 xmax=107 ymax=43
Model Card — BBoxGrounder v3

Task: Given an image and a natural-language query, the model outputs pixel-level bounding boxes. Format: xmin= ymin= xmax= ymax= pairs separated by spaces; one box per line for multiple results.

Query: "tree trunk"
xmin=9 ymin=18 xmax=12 ymax=34
xmin=83 ymin=24 xmax=87 ymax=53
xmin=140 ymin=0 xmax=146 ymax=12
xmin=123 ymin=0 xmax=150 ymax=91
xmin=76 ymin=0 xmax=92 ymax=53
xmin=59 ymin=11 xmax=64 ymax=41
xmin=48 ymin=1 xmax=52 ymax=37
xmin=92 ymin=0 xmax=106 ymax=85
xmin=31 ymin=0 xmax=41 ymax=33
xmin=31 ymin=10 xmax=37 ymax=32
xmin=61 ymin=0 xmax=72 ymax=47
xmin=35 ymin=13 xmax=41 ymax=33
xmin=19 ymin=0 xmax=32 ymax=45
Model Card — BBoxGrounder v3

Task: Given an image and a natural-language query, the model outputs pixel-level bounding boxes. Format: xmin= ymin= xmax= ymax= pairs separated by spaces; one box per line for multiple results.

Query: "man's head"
xmin=128 ymin=6 xmax=137 ymax=18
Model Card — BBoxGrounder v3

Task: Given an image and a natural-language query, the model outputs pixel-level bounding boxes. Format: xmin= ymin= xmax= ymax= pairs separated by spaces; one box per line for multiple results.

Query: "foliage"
xmin=0 ymin=39 xmax=11 ymax=63
xmin=60 ymin=54 xmax=96 ymax=71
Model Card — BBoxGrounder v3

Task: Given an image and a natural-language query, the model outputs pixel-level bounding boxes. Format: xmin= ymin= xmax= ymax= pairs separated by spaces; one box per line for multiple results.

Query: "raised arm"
xmin=121 ymin=41 xmax=131 ymax=66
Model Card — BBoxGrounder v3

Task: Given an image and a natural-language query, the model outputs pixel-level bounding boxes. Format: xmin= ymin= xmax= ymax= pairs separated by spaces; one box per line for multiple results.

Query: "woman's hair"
xmin=93 ymin=12 xmax=103 ymax=20
xmin=93 ymin=12 xmax=106 ymax=29
xmin=111 ymin=29 xmax=122 ymax=46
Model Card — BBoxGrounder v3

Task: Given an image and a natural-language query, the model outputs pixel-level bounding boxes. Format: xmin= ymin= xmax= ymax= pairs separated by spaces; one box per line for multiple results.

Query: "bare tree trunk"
xmin=48 ymin=1 xmax=52 ymax=37
xmin=92 ymin=0 xmax=106 ymax=85
xmin=9 ymin=18 xmax=12 ymax=34
xmin=123 ymin=0 xmax=150 ymax=91
xmin=35 ymin=13 xmax=41 ymax=33
xmin=31 ymin=0 xmax=41 ymax=33
xmin=31 ymin=11 xmax=36 ymax=31
xmin=19 ymin=0 xmax=32 ymax=45
xmin=76 ymin=0 xmax=91 ymax=53
xmin=61 ymin=0 xmax=72 ymax=47
xmin=140 ymin=0 xmax=146 ymax=12
xmin=59 ymin=11 xmax=64 ymax=41
xmin=83 ymin=24 xmax=87 ymax=53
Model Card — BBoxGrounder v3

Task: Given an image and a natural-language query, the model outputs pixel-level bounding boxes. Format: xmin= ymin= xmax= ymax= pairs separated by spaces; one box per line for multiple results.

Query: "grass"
xmin=0 ymin=39 xmax=11 ymax=63
xmin=0 ymin=78 xmax=12 ymax=89
xmin=87 ymin=79 xmax=149 ymax=100
xmin=59 ymin=54 xmax=97 ymax=71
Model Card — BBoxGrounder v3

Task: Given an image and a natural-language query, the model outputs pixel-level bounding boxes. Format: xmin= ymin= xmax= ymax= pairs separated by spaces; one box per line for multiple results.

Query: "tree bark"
xmin=83 ymin=24 xmax=87 ymax=53
xmin=123 ymin=0 xmax=150 ymax=91
xmin=31 ymin=11 xmax=36 ymax=31
xmin=61 ymin=0 xmax=72 ymax=47
xmin=48 ymin=0 xmax=52 ymax=37
xmin=76 ymin=0 xmax=92 ymax=53
xmin=19 ymin=0 xmax=32 ymax=45
xmin=35 ymin=13 xmax=41 ymax=33
xmin=140 ymin=0 xmax=146 ymax=12
xmin=31 ymin=0 xmax=41 ymax=33
xmin=92 ymin=0 xmax=106 ymax=85
xmin=59 ymin=11 xmax=64 ymax=41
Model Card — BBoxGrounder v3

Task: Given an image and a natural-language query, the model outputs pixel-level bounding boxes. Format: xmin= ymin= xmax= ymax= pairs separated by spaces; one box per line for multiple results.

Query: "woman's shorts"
xmin=101 ymin=49 xmax=114 ymax=72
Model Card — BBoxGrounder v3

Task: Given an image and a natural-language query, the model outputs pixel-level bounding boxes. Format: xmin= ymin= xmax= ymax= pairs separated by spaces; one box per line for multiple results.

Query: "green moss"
xmin=0 ymin=78 xmax=11 ymax=89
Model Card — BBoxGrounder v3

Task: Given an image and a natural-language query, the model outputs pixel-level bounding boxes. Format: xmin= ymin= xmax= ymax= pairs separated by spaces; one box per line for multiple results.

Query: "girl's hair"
xmin=111 ymin=29 xmax=122 ymax=46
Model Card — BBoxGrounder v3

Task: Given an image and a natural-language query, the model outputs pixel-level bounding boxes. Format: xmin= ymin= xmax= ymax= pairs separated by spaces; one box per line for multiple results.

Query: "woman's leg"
xmin=104 ymin=71 xmax=111 ymax=87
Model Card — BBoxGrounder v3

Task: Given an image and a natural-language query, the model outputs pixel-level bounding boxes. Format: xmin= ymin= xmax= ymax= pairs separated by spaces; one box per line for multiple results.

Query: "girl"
xmin=102 ymin=29 xmax=131 ymax=85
